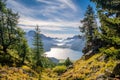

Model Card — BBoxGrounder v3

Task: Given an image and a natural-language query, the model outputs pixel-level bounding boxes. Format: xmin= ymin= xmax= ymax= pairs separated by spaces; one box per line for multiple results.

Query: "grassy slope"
xmin=61 ymin=53 xmax=118 ymax=80
xmin=41 ymin=69 xmax=59 ymax=80
xmin=0 ymin=65 xmax=39 ymax=80
xmin=0 ymin=53 xmax=119 ymax=80
xmin=0 ymin=65 xmax=59 ymax=80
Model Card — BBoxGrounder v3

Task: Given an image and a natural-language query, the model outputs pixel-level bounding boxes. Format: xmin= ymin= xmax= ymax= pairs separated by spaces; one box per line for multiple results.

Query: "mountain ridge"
xmin=26 ymin=30 xmax=85 ymax=52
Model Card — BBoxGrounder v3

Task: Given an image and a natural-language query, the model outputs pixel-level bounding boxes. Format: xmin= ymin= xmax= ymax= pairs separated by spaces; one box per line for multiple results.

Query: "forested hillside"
xmin=0 ymin=0 xmax=56 ymax=79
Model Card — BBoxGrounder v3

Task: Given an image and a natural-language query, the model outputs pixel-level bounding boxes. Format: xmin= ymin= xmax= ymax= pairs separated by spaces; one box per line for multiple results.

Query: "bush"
xmin=53 ymin=65 xmax=67 ymax=74
xmin=100 ymin=47 xmax=120 ymax=59
xmin=64 ymin=57 xmax=73 ymax=67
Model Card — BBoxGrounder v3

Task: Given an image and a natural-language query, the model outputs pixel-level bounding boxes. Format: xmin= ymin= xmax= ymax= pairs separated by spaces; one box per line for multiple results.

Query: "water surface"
xmin=45 ymin=48 xmax=82 ymax=61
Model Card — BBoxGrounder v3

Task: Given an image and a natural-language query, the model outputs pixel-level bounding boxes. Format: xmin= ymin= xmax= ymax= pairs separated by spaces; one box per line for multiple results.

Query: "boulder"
xmin=84 ymin=50 xmax=95 ymax=60
xmin=112 ymin=63 xmax=120 ymax=76
xmin=96 ymin=74 xmax=107 ymax=80
xmin=97 ymin=54 xmax=107 ymax=62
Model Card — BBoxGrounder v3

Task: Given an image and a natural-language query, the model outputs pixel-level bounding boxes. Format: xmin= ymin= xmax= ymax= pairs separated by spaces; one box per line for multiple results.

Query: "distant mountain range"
xmin=26 ymin=30 xmax=85 ymax=52
xmin=26 ymin=30 xmax=58 ymax=51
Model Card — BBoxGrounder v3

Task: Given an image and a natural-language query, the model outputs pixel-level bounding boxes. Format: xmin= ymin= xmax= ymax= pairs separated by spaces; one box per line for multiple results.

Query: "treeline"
xmin=0 ymin=0 xmax=55 ymax=73
xmin=80 ymin=0 xmax=120 ymax=60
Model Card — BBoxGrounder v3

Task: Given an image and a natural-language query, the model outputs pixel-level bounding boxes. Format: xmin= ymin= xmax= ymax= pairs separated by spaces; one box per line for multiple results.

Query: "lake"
xmin=44 ymin=48 xmax=82 ymax=61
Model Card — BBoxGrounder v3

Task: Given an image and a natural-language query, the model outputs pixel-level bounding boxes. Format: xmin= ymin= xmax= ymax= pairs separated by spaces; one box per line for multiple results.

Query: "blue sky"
xmin=6 ymin=0 xmax=95 ymax=38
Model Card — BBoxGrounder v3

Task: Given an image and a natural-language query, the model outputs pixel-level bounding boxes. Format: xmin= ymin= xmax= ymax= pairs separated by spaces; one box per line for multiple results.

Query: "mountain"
xmin=26 ymin=30 xmax=57 ymax=51
xmin=65 ymin=35 xmax=85 ymax=51
xmin=26 ymin=30 xmax=85 ymax=52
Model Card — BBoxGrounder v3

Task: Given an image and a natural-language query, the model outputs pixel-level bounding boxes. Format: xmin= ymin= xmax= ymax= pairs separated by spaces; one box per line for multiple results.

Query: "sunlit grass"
xmin=61 ymin=53 xmax=118 ymax=80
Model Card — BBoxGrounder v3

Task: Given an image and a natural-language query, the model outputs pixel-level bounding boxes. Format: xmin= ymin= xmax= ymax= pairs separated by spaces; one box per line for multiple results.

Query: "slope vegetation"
xmin=61 ymin=53 xmax=120 ymax=80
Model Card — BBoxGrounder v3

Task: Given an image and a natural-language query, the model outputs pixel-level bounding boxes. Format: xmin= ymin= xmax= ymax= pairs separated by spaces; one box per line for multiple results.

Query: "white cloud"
xmin=7 ymin=0 xmax=80 ymax=21
xmin=37 ymin=0 xmax=60 ymax=5
xmin=58 ymin=0 xmax=77 ymax=11
xmin=6 ymin=0 xmax=82 ymax=38
xmin=37 ymin=0 xmax=77 ymax=11
xmin=6 ymin=0 xmax=35 ymax=17
xmin=19 ymin=16 xmax=81 ymax=30
xmin=43 ymin=33 xmax=78 ymax=39
xmin=19 ymin=16 xmax=81 ymax=26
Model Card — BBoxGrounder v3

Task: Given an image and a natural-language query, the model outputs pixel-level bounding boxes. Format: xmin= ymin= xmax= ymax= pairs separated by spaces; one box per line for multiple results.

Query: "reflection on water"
xmin=44 ymin=48 xmax=82 ymax=61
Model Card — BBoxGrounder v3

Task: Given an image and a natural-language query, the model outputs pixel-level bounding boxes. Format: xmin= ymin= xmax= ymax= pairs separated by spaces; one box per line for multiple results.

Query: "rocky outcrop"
xmin=83 ymin=50 xmax=95 ymax=60
xmin=111 ymin=63 xmax=120 ymax=79
xmin=96 ymin=74 xmax=107 ymax=80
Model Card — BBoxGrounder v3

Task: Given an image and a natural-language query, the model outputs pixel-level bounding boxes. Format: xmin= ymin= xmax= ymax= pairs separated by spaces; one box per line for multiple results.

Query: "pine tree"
xmin=33 ymin=25 xmax=44 ymax=68
xmin=91 ymin=0 xmax=120 ymax=47
xmin=91 ymin=0 xmax=120 ymax=59
xmin=80 ymin=5 xmax=98 ymax=54
xmin=64 ymin=57 xmax=72 ymax=67
xmin=91 ymin=0 xmax=120 ymax=17
xmin=0 ymin=2 xmax=19 ymax=54
xmin=0 ymin=0 xmax=30 ymax=66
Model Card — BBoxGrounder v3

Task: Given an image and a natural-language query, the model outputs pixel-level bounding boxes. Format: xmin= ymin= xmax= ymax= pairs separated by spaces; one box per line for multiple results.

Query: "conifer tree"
xmin=64 ymin=57 xmax=72 ymax=67
xmin=33 ymin=25 xmax=44 ymax=67
xmin=91 ymin=0 xmax=120 ymax=47
xmin=91 ymin=0 xmax=120 ymax=59
xmin=0 ymin=0 xmax=30 ymax=66
xmin=0 ymin=0 xmax=19 ymax=54
xmin=80 ymin=5 xmax=98 ymax=54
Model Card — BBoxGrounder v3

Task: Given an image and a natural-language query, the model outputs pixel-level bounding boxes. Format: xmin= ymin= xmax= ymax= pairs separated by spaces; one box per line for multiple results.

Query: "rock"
xmin=105 ymin=69 xmax=112 ymax=76
xmin=107 ymin=73 xmax=115 ymax=80
xmin=115 ymin=75 xmax=120 ymax=79
xmin=112 ymin=63 xmax=120 ymax=76
xmin=109 ymin=73 xmax=115 ymax=78
xmin=67 ymin=65 xmax=73 ymax=69
xmin=0 ymin=71 xmax=7 ymax=75
xmin=88 ymin=61 xmax=93 ymax=65
xmin=90 ymin=65 xmax=100 ymax=73
xmin=96 ymin=74 xmax=107 ymax=80
xmin=97 ymin=54 xmax=107 ymax=62
xmin=84 ymin=50 xmax=95 ymax=60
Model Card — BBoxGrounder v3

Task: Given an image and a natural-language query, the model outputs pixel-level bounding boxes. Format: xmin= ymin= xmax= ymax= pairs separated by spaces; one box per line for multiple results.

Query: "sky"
xmin=6 ymin=0 xmax=96 ymax=38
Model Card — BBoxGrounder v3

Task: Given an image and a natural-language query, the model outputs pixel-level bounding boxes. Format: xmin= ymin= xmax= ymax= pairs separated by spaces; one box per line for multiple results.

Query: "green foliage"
xmin=42 ymin=57 xmax=56 ymax=68
xmin=64 ymin=57 xmax=72 ymax=67
xmin=80 ymin=5 xmax=97 ymax=42
xmin=91 ymin=0 xmax=120 ymax=17
xmin=90 ymin=0 xmax=120 ymax=60
xmin=32 ymin=25 xmax=44 ymax=69
xmin=53 ymin=65 xmax=67 ymax=74
xmin=0 ymin=0 xmax=31 ymax=66
xmin=80 ymin=5 xmax=99 ymax=54
xmin=100 ymin=47 xmax=120 ymax=60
